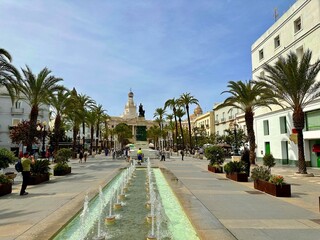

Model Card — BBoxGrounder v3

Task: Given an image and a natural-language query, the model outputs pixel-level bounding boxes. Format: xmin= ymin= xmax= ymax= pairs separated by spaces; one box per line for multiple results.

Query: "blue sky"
xmin=0 ymin=0 xmax=296 ymax=119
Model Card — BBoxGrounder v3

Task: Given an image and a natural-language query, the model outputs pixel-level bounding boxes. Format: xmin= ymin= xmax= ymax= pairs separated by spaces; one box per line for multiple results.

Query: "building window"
xmin=15 ymin=101 xmax=21 ymax=108
xmin=263 ymin=120 xmax=269 ymax=135
xmin=306 ymin=110 xmax=320 ymax=131
xmin=294 ymin=17 xmax=302 ymax=33
xmin=260 ymin=71 xmax=265 ymax=79
xmin=259 ymin=49 xmax=264 ymax=60
xmin=274 ymin=35 xmax=280 ymax=48
xmin=279 ymin=116 xmax=287 ymax=134
xmin=12 ymin=119 xmax=21 ymax=126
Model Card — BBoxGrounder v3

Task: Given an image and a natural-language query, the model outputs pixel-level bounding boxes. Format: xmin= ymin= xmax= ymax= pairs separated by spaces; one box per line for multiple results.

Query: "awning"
xmin=312 ymin=144 xmax=320 ymax=153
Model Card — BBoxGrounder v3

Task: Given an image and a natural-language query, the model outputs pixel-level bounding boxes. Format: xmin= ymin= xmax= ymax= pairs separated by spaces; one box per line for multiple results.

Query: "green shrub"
xmin=31 ymin=159 xmax=50 ymax=175
xmin=251 ymin=166 xmax=271 ymax=181
xmin=224 ymin=161 xmax=247 ymax=174
xmin=205 ymin=146 xmax=225 ymax=166
xmin=53 ymin=162 xmax=69 ymax=171
xmin=55 ymin=148 xmax=72 ymax=164
xmin=0 ymin=174 xmax=12 ymax=184
xmin=0 ymin=148 xmax=17 ymax=170
xmin=263 ymin=153 xmax=276 ymax=169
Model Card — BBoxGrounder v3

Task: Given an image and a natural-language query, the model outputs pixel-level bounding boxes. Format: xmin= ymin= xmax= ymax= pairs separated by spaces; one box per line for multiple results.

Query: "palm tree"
xmin=94 ymin=104 xmax=107 ymax=153
xmin=164 ymin=98 xmax=179 ymax=147
xmin=175 ymin=108 xmax=186 ymax=150
xmin=165 ymin=114 xmax=175 ymax=148
xmin=18 ymin=66 xmax=63 ymax=152
xmin=77 ymin=94 xmax=96 ymax=149
xmin=154 ymin=107 xmax=166 ymax=150
xmin=178 ymin=93 xmax=199 ymax=150
xmin=48 ymin=88 xmax=70 ymax=153
xmin=218 ymin=80 xmax=277 ymax=165
xmin=259 ymin=50 xmax=320 ymax=174
xmin=0 ymin=48 xmax=20 ymax=103
xmin=85 ymin=109 xmax=97 ymax=155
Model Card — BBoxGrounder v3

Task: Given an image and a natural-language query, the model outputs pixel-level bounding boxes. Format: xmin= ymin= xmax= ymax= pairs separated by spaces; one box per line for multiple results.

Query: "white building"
xmin=0 ymin=87 xmax=50 ymax=155
xmin=251 ymin=0 xmax=320 ymax=167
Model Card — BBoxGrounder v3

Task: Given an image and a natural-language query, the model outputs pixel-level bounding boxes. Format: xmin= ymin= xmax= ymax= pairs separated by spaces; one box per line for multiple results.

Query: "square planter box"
xmin=254 ymin=180 xmax=291 ymax=197
xmin=208 ymin=165 xmax=223 ymax=173
xmin=29 ymin=173 xmax=50 ymax=185
xmin=0 ymin=183 xmax=12 ymax=196
xmin=54 ymin=167 xmax=72 ymax=176
xmin=226 ymin=173 xmax=248 ymax=182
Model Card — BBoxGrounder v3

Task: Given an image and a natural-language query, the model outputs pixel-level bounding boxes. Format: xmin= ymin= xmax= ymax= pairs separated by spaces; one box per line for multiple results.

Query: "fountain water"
xmin=53 ymin=162 xmax=199 ymax=240
xmin=93 ymin=186 xmax=106 ymax=240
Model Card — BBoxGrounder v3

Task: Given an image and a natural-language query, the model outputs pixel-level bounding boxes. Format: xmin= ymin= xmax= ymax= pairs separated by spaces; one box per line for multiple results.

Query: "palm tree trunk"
xmin=90 ymin=126 xmax=94 ymax=155
xmin=293 ymin=109 xmax=307 ymax=174
xmin=245 ymin=111 xmax=256 ymax=165
xmin=96 ymin=122 xmax=99 ymax=153
xmin=54 ymin=114 xmax=61 ymax=153
xmin=27 ymin=105 xmax=39 ymax=153
xmin=173 ymin=109 xmax=179 ymax=148
xmin=179 ymin=118 xmax=185 ymax=150
xmin=186 ymin=105 xmax=192 ymax=150
xmin=72 ymin=126 xmax=78 ymax=158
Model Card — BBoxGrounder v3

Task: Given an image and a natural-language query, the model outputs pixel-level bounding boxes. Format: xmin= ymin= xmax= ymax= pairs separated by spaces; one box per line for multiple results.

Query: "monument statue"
xmin=138 ymin=103 xmax=145 ymax=117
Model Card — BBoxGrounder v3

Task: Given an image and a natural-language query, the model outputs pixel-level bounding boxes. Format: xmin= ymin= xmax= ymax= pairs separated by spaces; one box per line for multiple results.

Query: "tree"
xmin=164 ymin=98 xmax=179 ymax=147
xmin=17 ymin=66 xmax=63 ymax=152
xmin=178 ymin=93 xmax=199 ymax=149
xmin=114 ymin=123 xmax=132 ymax=148
xmin=218 ymin=80 xmax=277 ymax=165
xmin=48 ymin=88 xmax=70 ymax=153
xmin=259 ymin=50 xmax=320 ymax=174
xmin=175 ymin=108 xmax=186 ymax=150
xmin=10 ymin=120 xmax=43 ymax=148
xmin=0 ymin=48 xmax=20 ymax=103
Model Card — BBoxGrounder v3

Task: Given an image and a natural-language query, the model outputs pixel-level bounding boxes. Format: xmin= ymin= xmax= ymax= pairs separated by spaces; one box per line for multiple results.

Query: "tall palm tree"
xmin=85 ymin=109 xmax=97 ymax=155
xmin=77 ymin=94 xmax=96 ymax=149
xmin=175 ymin=108 xmax=186 ymax=150
xmin=218 ymin=80 xmax=277 ymax=165
xmin=165 ymin=114 xmax=175 ymax=148
xmin=18 ymin=66 xmax=63 ymax=152
xmin=94 ymin=104 xmax=107 ymax=153
xmin=154 ymin=107 xmax=166 ymax=150
xmin=0 ymin=48 xmax=20 ymax=103
xmin=164 ymin=98 xmax=179 ymax=148
xmin=259 ymin=50 xmax=320 ymax=174
xmin=178 ymin=93 xmax=199 ymax=149
xmin=48 ymin=88 xmax=70 ymax=153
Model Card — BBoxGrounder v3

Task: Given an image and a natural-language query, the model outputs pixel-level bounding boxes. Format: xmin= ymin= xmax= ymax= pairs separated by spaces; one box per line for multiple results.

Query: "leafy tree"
xmin=178 ymin=93 xmax=199 ymax=149
xmin=259 ymin=50 xmax=320 ymax=174
xmin=0 ymin=48 xmax=20 ymax=103
xmin=114 ymin=123 xmax=132 ymax=148
xmin=164 ymin=98 xmax=179 ymax=146
xmin=17 ymin=66 xmax=63 ymax=152
xmin=10 ymin=120 xmax=43 ymax=148
xmin=218 ymin=80 xmax=277 ymax=164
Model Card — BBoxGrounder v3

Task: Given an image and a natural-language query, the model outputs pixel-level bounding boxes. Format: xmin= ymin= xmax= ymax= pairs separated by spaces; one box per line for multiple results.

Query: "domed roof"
xmin=128 ymin=90 xmax=134 ymax=98
xmin=194 ymin=105 xmax=203 ymax=115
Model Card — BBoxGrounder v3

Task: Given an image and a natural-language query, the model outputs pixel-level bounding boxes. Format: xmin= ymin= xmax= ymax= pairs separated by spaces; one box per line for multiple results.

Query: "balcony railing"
xmin=11 ymin=107 xmax=24 ymax=115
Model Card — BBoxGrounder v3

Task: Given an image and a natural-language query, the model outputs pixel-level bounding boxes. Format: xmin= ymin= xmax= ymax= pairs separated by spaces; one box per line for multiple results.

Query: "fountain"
xmin=53 ymin=161 xmax=200 ymax=240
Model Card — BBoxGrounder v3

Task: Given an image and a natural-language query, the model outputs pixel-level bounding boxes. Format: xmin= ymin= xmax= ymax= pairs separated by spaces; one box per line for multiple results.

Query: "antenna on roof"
xmin=274 ymin=7 xmax=279 ymax=22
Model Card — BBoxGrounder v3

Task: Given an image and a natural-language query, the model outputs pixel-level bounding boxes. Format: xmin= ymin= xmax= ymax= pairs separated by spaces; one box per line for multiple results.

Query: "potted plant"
xmin=0 ymin=148 xmax=17 ymax=196
xmin=251 ymin=166 xmax=291 ymax=197
xmin=29 ymin=159 xmax=50 ymax=185
xmin=53 ymin=148 xmax=72 ymax=176
xmin=205 ymin=146 xmax=225 ymax=173
xmin=224 ymin=161 xmax=248 ymax=182
xmin=263 ymin=153 xmax=276 ymax=171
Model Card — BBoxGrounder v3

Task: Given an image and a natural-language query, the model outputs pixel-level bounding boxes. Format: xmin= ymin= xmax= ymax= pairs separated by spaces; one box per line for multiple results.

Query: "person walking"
xmin=160 ymin=150 xmax=166 ymax=161
xmin=20 ymin=152 xmax=35 ymax=196
xmin=180 ymin=149 xmax=184 ymax=161
xmin=79 ymin=150 xmax=84 ymax=163
xmin=137 ymin=148 xmax=143 ymax=165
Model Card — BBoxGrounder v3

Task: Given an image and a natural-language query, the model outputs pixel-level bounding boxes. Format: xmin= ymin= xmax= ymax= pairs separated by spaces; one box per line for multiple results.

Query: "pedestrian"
xmin=127 ymin=149 xmax=131 ymax=162
xmin=112 ymin=149 xmax=116 ymax=159
xmin=79 ymin=150 xmax=84 ymax=163
xmin=84 ymin=151 xmax=88 ymax=162
xmin=180 ymin=149 xmax=184 ymax=161
xmin=137 ymin=148 xmax=143 ymax=165
xmin=20 ymin=152 xmax=35 ymax=196
xmin=160 ymin=150 xmax=166 ymax=161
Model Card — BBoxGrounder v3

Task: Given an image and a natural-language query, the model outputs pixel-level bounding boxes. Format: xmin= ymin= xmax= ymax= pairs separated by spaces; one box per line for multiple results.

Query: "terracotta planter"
xmin=0 ymin=183 xmax=12 ymax=196
xmin=208 ymin=165 xmax=223 ymax=173
xmin=226 ymin=173 xmax=248 ymax=182
xmin=254 ymin=179 xmax=291 ymax=197
xmin=54 ymin=167 xmax=71 ymax=176
xmin=29 ymin=173 xmax=50 ymax=185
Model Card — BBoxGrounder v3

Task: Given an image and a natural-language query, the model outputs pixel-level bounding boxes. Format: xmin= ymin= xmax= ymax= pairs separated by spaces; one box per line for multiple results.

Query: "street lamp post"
xmin=37 ymin=121 xmax=47 ymax=158
xmin=233 ymin=122 xmax=239 ymax=156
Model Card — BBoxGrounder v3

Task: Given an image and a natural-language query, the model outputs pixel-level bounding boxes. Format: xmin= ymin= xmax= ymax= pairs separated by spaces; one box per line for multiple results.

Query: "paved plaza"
xmin=0 ymin=154 xmax=319 ymax=240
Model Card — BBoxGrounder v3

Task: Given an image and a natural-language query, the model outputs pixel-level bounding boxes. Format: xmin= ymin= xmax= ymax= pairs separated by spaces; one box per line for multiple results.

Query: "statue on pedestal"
xmin=138 ymin=103 xmax=145 ymax=118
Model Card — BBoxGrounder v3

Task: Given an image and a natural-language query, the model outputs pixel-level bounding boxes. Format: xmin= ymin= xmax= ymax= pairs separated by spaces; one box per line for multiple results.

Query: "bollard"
xmin=319 ymin=196 xmax=320 ymax=212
